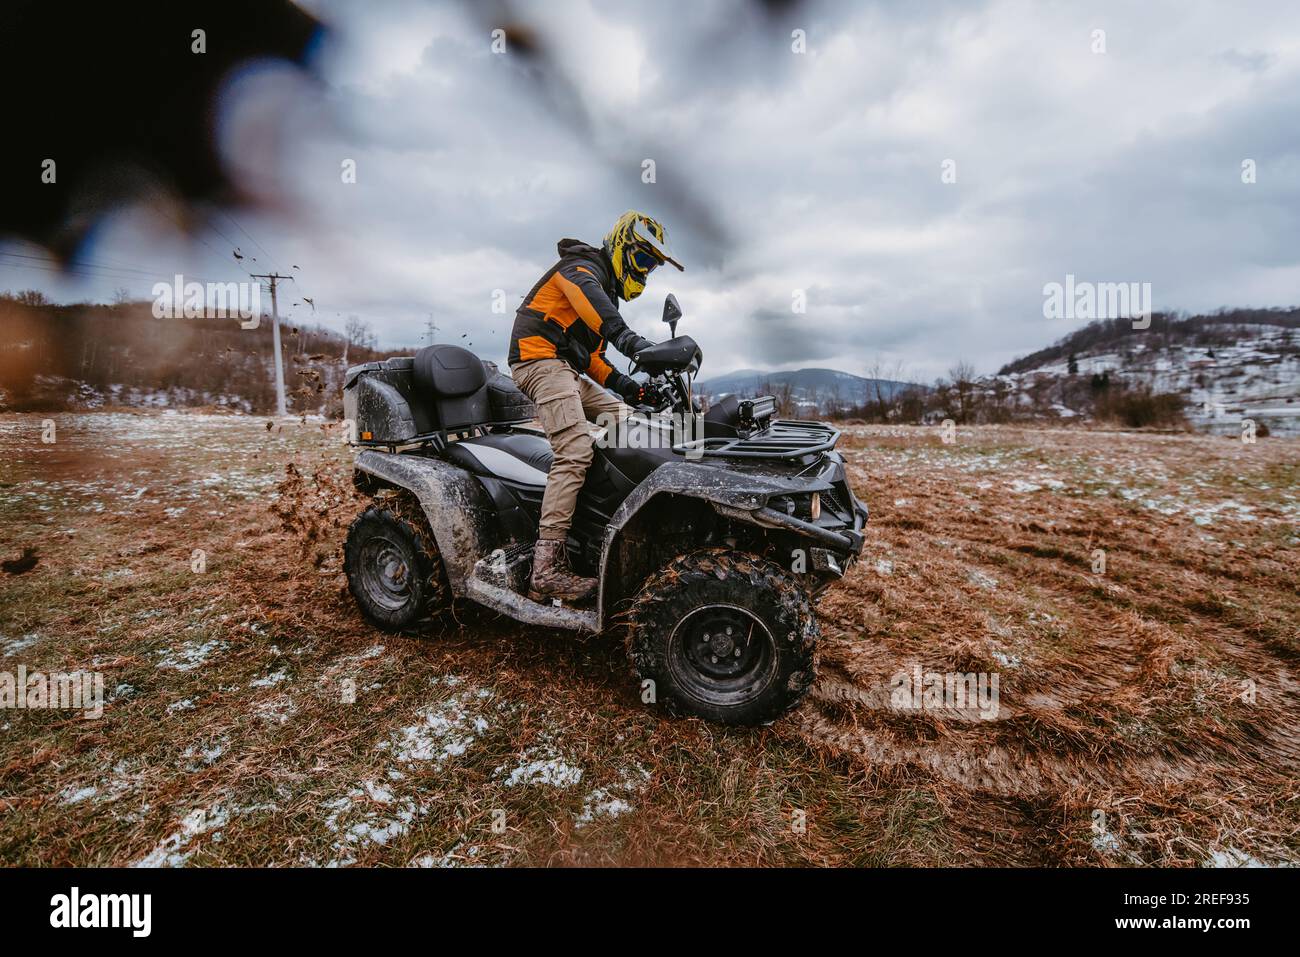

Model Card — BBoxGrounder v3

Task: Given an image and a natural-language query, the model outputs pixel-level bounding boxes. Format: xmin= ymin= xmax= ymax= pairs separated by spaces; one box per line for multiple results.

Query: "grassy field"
xmin=0 ymin=411 xmax=1296 ymax=866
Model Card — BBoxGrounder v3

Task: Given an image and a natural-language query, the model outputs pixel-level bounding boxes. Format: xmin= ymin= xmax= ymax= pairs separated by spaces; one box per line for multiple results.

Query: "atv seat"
xmin=410 ymin=343 xmax=535 ymax=432
xmin=412 ymin=344 xmax=491 ymax=431
xmin=445 ymin=433 xmax=553 ymax=486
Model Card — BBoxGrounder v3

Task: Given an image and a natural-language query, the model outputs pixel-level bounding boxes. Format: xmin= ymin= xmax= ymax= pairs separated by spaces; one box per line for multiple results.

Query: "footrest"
xmin=464 ymin=574 xmax=599 ymax=633
xmin=472 ymin=541 xmax=534 ymax=594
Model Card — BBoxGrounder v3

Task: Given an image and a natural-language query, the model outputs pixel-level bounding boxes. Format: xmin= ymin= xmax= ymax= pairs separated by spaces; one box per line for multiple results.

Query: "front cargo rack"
xmin=673 ymin=419 xmax=840 ymax=459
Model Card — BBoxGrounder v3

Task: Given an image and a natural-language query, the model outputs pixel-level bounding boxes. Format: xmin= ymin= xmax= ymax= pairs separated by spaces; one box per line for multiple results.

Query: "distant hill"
xmin=698 ymin=367 xmax=916 ymax=407
xmin=0 ymin=293 xmax=405 ymax=415
xmin=988 ymin=307 xmax=1300 ymax=433
xmin=998 ymin=307 xmax=1300 ymax=375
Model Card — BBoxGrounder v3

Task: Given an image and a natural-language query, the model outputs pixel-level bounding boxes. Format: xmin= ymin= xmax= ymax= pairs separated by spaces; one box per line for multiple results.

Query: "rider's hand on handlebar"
xmin=616 ymin=378 xmax=646 ymax=405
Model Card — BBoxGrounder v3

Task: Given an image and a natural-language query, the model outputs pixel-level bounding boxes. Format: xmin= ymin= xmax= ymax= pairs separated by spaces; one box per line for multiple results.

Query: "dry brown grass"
xmin=0 ymin=413 xmax=1296 ymax=866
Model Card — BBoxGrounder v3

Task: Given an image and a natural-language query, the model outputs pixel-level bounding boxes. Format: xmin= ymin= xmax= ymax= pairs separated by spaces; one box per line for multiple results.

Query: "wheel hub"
xmin=357 ymin=535 xmax=416 ymax=611
xmin=707 ymin=631 xmax=735 ymax=657
xmin=379 ymin=549 xmax=409 ymax=589
xmin=672 ymin=606 xmax=774 ymax=697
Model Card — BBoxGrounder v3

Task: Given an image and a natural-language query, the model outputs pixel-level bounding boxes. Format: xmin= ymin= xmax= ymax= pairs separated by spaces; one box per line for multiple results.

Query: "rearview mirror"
xmin=662 ymin=293 xmax=682 ymax=338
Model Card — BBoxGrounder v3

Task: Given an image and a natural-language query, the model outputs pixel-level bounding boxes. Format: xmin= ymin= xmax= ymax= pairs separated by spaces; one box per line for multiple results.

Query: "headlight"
xmin=769 ymin=494 xmax=818 ymax=521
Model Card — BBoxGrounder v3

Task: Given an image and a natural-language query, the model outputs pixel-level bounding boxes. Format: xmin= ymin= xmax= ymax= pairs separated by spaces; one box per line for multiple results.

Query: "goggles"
xmin=629 ymin=245 xmax=663 ymax=274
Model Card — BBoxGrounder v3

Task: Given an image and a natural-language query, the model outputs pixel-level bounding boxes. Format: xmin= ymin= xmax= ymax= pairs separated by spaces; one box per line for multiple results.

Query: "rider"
xmin=509 ymin=210 xmax=684 ymax=603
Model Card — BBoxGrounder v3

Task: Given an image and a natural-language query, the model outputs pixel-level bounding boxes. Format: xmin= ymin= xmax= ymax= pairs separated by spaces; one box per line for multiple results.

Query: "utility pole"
xmin=250 ymin=273 xmax=293 ymax=417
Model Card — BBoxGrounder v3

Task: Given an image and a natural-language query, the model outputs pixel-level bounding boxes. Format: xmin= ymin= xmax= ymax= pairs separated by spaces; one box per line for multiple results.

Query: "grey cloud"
xmin=15 ymin=0 xmax=1298 ymax=385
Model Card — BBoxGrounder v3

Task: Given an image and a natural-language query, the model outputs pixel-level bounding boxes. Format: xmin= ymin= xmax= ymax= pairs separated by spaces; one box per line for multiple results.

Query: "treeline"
xmin=751 ymin=345 xmax=1223 ymax=428
xmin=759 ymin=368 xmax=1190 ymax=428
xmin=759 ymin=378 xmax=933 ymax=424
xmin=0 ymin=291 xmax=404 ymax=415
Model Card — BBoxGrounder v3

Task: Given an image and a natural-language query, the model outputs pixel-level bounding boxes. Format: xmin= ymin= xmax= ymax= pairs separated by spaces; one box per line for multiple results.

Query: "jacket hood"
xmin=557 ymin=238 xmax=606 ymax=261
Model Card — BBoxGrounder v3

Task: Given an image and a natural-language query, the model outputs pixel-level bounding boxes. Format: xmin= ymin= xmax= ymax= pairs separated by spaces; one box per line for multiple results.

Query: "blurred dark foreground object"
xmin=2 ymin=547 xmax=39 ymax=575
xmin=0 ymin=0 xmax=323 ymax=261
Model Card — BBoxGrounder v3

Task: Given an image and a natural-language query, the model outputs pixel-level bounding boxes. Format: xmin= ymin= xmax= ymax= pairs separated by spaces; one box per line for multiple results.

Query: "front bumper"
xmin=752 ymin=488 xmax=867 ymax=558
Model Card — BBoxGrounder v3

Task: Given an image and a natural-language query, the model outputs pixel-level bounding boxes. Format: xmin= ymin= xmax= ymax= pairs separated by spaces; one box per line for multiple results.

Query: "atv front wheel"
xmin=344 ymin=497 xmax=448 ymax=632
xmin=627 ymin=550 xmax=819 ymax=725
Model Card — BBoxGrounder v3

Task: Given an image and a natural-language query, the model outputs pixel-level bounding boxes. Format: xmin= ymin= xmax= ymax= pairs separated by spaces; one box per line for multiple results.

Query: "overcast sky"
xmin=7 ymin=0 xmax=1299 ymax=382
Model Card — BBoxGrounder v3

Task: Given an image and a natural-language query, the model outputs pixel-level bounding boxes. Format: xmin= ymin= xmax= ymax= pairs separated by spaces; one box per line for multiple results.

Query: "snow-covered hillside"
xmin=1021 ymin=324 xmax=1297 ymax=432
xmin=988 ymin=318 xmax=1300 ymax=434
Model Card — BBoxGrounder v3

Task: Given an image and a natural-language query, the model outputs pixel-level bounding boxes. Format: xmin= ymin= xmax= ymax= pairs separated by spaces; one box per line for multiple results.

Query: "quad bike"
xmin=340 ymin=294 xmax=867 ymax=725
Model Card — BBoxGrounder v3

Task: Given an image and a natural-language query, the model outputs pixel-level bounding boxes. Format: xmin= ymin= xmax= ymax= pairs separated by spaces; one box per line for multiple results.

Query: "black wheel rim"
xmin=357 ymin=532 xmax=417 ymax=612
xmin=667 ymin=604 xmax=777 ymax=707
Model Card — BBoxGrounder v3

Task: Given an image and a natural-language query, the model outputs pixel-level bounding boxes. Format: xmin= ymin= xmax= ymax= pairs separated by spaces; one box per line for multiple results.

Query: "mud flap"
xmin=353 ymin=450 xmax=495 ymax=596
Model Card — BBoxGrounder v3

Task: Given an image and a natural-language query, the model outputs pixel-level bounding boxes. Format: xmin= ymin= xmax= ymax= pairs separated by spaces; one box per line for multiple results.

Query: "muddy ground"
xmin=0 ymin=411 xmax=1296 ymax=866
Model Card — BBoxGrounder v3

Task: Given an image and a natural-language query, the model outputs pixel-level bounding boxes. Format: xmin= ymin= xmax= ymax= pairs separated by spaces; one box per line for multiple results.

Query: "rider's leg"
xmin=576 ymin=376 xmax=631 ymax=426
xmin=509 ymin=359 xmax=598 ymax=601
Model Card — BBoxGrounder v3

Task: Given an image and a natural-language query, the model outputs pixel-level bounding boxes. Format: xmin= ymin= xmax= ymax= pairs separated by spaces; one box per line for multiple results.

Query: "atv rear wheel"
xmin=344 ymin=496 xmax=448 ymax=632
xmin=627 ymin=550 xmax=819 ymax=725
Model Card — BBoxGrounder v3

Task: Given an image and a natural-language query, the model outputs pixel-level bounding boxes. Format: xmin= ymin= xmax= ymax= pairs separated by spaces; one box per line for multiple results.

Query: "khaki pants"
xmin=510 ymin=358 xmax=629 ymax=541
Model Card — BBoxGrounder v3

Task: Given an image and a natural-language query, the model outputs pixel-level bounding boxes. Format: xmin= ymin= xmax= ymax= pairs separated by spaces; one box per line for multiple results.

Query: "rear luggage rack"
xmin=673 ymin=419 xmax=840 ymax=459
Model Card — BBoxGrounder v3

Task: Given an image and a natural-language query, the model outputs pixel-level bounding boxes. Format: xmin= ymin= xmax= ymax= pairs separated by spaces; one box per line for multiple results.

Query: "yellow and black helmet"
xmin=603 ymin=210 xmax=684 ymax=301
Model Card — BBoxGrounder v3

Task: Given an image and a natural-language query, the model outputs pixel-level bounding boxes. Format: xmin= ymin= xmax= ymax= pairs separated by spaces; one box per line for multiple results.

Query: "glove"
xmin=616 ymin=376 xmax=645 ymax=405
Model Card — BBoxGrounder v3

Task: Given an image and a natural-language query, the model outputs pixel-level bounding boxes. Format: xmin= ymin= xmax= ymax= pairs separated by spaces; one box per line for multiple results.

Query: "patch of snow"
xmin=0 ymin=632 xmax=41 ymax=656
xmin=156 ymin=639 xmax=226 ymax=672
xmin=133 ymin=804 xmax=231 ymax=868
xmin=60 ymin=785 xmax=99 ymax=805
xmin=378 ymin=686 xmax=493 ymax=766
xmin=321 ymin=781 xmax=425 ymax=863
xmin=1092 ymin=830 xmax=1121 ymax=855
xmin=576 ymin=764 xmax=651 ymax=829
xmin=182 ymin=741 xmax=226 ymax=766
xmin=413 ymin=841 xmax=486 ymax=868
xmin=254 ymin=695 xmax=297 ymax=725
xmin=249 ymin=668 xmax=290 ymax=688
xmin=1204 ymin=847 xmax=1266 ymax=868
xmin=496 ymin=745 xmax=583 ymax=789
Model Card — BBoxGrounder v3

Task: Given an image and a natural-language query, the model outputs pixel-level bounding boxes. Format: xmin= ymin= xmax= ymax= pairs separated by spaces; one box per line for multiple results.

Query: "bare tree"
xmin=343 ymin=314 xmax=375 ymax=364
xmin=772 ymin=380 xmax=795 ymax=417
xmin=948 ymin=359 xmax=978 ymax=424
xmin=14 ymin=289 xmax=48 ymax=307
xmin=867 ymin=355 xmax=909 ymax=422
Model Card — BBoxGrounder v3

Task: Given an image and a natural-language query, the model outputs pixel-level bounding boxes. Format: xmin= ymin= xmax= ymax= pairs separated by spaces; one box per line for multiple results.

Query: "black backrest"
xmin=483 ymin=360 xmax=537 ymax=424
xmin=413 ymin=344 xmax=490 ymax=431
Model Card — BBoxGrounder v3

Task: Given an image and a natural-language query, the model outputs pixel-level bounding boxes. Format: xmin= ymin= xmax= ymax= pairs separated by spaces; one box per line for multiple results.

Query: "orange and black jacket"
xmin=508 ymin=239 xmax=652 ymax=394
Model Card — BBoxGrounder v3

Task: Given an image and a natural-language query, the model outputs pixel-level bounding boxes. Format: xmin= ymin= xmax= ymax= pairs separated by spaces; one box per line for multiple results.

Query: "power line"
xmin=209 ymin=210 xmax=321 ymax=330
xmin=2 ymin=209 xmax=329 ymax=343
xmin=0 ymin=259 xmax=147 ymax=284
xmin=147 ymin=207 xmax=258 ymax=283
xmin=0 ymin=258 xmax=203 ymax=286
xmin=0 ymin=250 xmax=161 ymax=276
xmin=219 ymin=209 xmax=283 ymax=274
xmin=0 ymin=251 xmax=233 ymax=288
